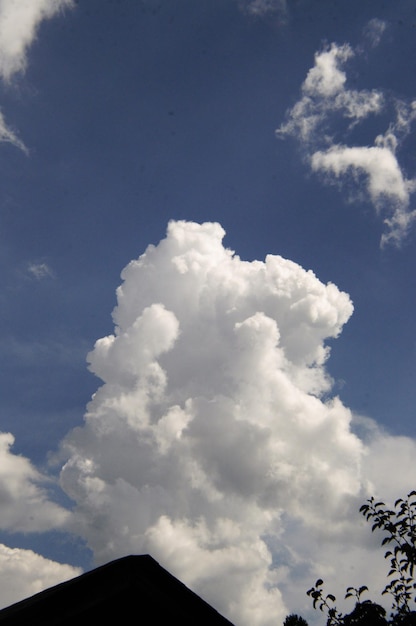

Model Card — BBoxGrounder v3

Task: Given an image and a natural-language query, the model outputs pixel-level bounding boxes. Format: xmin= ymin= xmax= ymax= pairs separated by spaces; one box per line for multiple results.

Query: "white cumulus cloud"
xmin=0 ymin=432 xmax=69 ymax=533
xmin=57 ymin=220 xmax=416 ymax=625
xmin=311 ymin=144 xmax=416 ymax=246
xmin=0 ymin=431 xmax=79 ymax=610
xmin=276 ymin=33 xmax=416 ymax=246
xmin=0 ymin=544 xmax=81 ymax=608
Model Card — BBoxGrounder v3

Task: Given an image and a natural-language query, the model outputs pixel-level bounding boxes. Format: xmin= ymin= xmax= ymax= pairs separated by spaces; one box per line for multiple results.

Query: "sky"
xmin=0 ymin=0 xmax=415 ymax=624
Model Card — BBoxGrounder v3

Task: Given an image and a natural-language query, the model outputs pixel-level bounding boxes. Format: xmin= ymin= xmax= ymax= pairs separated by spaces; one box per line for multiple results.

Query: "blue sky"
xmin=0 ymin=1 xmax=415 ymax=624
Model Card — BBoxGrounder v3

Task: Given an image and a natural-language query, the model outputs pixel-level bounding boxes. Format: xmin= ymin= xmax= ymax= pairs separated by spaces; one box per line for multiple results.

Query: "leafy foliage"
xmin=292 ymin=491 xmax=416 ymax=625
xmin=306 ymin=580 xmax=388 ymax=625
xmin=360 ymin=492 xmax=416 ymax=615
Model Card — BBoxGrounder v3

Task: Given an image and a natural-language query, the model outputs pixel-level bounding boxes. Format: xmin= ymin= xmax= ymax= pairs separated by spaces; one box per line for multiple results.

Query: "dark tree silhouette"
xmin=283 ymin=614 xmax=309 ymax=626
xmin=343 ymin=600 xmax=387 ymax=625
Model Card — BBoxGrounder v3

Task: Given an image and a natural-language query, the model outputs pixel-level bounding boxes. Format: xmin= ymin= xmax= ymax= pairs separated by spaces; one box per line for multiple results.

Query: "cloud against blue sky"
xmin=58 ymin=220 xmax=416 ymax=625
xmin=0 ymin=0 xmax=73 ymax=80
xmin=277 ymin=32 xmax=416 ymax=246
xmin=1 ymin=217 xmax=415 ymax=623
xmin=0 ymin=0 xmax=72 ymax=152
xmin=238 ymin=0 xmax=287 ymax=18
xmin=0 ymin=2 xmax=415 ymax=626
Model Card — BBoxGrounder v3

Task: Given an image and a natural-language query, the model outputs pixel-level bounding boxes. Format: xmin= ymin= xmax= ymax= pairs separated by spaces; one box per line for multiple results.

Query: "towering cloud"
xmin=3 ymin=229 xmax=414 ymax=620
xmin=276 ymin=34 xmax=416 ymax=246
xmin=57 ymin=219 xmax=410 ymax=625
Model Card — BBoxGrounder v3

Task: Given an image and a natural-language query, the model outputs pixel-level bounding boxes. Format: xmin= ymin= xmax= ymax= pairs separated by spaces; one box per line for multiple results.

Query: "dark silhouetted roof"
xmin=0 ymin=554 xmax=235 ymax=625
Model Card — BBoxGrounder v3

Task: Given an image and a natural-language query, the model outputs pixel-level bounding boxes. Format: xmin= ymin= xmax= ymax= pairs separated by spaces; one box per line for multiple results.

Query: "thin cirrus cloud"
xmin=0 ymin=109 xmax=27 ymax=153
xmin=58 ymin=220 xmax=416 ymax=625
xmin=276 ymin=29 xmax=416 ymax=247
xmin=0 ymin=0 xmax=74 ymax=152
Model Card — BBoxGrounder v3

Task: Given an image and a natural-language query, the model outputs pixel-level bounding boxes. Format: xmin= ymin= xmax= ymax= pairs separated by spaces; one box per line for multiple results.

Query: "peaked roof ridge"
xmin=0 ymin=554 xmax=235 ymax=625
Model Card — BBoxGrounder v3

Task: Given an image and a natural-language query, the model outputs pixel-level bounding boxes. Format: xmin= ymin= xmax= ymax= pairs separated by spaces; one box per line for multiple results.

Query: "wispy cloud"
xmin=363 ymin=18 xmax=387 ymax=49
xmin=0 ymin=109 xmax=27 ymax=153
xmin=0 ymin=0 xmax=73 ymax=81
xmin=58 ymin=220 xmax=416 ymax=625
xmin=238 ymin=0 xmax=287 ymax=18
xmin=276 ymin=43 xmax=384 ymax=144
xmin=27 ymin=261 xmax=55 ymax=280
xmin=276 ymin=29 xmax=416 ymax=246
xmin=0 ymin=0 xmax=74 ymax=153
